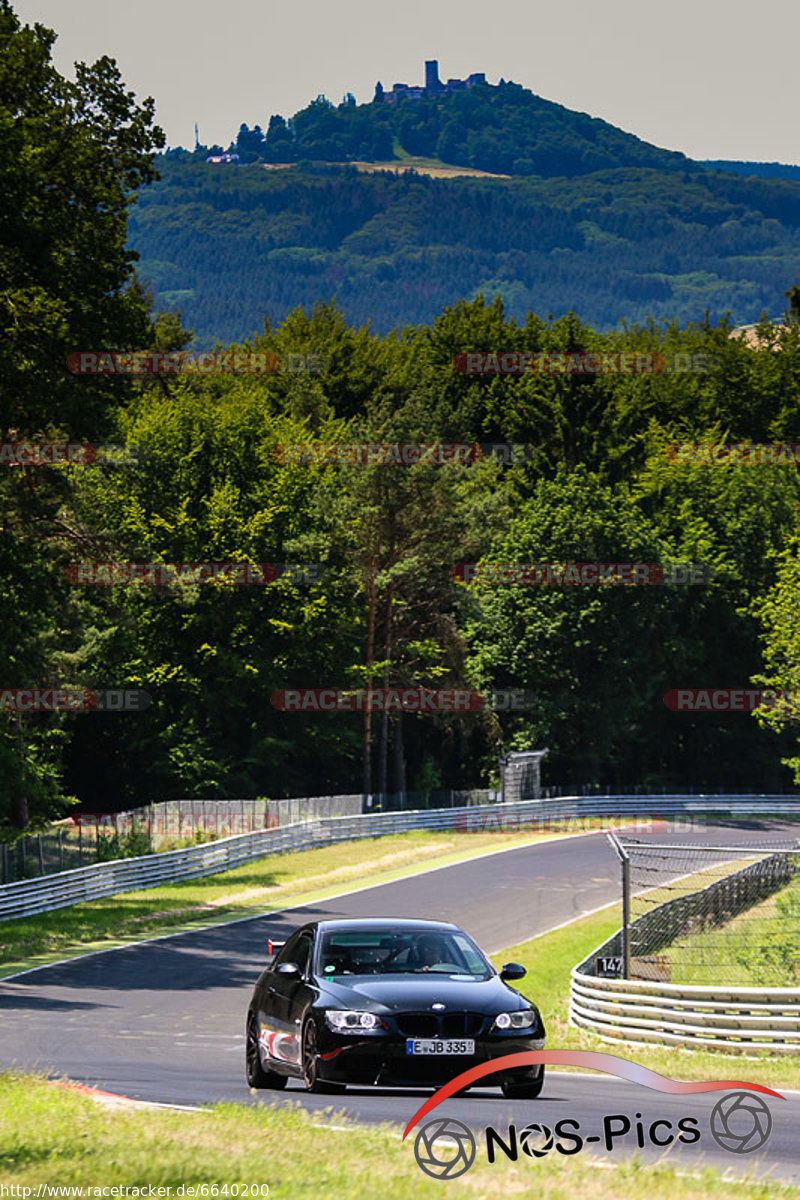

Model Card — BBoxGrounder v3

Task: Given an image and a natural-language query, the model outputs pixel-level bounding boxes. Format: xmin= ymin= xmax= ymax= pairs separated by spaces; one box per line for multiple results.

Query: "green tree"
xmin=0 ymin=0 xmax=163 ymax=827
xmin=753 ymin=545 xmax=800 ymax=780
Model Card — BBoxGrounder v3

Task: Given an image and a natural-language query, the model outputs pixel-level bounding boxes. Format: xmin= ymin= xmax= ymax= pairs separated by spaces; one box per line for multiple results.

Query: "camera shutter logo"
xmin=710 ymin=1092 xmax=772 ymax=1154
xmin=520 ymin=1122 xmax=555 ymax=1157
xmin=414 ymin=1117 xmax=476 ymax=1179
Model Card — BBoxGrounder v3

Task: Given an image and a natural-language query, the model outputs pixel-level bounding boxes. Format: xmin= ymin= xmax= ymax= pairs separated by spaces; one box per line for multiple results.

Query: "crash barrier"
xmin=570 ymin=848 xmax=800 ymax=1051
xmin=570 ymin=969 xmax=800 ymax=1054
xmin=1 ymin=793 xmax=799 ymax=923
xmin=1 ymin=791 xmax=499 ymax=884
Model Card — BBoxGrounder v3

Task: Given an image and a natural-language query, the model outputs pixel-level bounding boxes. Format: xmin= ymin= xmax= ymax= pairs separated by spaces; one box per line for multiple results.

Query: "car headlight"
xmin=324 ymin=1010 xmax=380 ymax=1032
xmin=493 ymin=1009 xmax=536 ymax=1031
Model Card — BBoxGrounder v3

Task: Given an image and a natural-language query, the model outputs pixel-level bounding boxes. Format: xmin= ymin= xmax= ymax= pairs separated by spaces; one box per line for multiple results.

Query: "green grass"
xmin=666 ymin=874 xmax=800 ymax=987
xmin=390 ymin=137 xmax=448 ymax=169
xmin=497 ymin=905 xmax=800 ymax=1090
xmin=0 ymin=829 xmax=560 ymax=977
xmin=0 ymin=1071 xmax=794 ymax=1197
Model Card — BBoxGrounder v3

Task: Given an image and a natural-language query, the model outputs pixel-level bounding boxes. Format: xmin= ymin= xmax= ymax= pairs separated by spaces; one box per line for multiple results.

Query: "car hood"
xmin=319 ymin=973 xmax=531 ymax=1014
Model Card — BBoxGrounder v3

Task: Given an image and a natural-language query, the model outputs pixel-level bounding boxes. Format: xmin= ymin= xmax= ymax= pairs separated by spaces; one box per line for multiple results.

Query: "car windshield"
xmin=317 ymin=928 xmax=492 ymax=977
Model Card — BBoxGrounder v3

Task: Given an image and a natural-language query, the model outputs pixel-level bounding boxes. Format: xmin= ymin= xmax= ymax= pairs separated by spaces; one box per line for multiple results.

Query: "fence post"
xmin=58 ymin=828 xmax=63 ymax=871
xmin=621 ymin=852 xmax=631 ymax=979
xmin=607 ymin=832 xmax=631 ymax=980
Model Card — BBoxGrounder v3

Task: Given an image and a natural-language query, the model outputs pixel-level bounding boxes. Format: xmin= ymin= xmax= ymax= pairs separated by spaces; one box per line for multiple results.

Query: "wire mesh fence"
xmin=0 ymin=790 xmax=498 ymax=884
xmin=619 ymin=837 xmax=800 ymax=985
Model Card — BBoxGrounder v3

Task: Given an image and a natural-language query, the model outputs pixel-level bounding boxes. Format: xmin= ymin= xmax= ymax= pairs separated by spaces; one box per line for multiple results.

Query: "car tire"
xmin=302 ymin=1018 xmax=346 ymax=1094
xmin=246 ymin=1012 xmax=288 ymax=1089
xmin=501 ymin=1068 xmax=545 ymax=1099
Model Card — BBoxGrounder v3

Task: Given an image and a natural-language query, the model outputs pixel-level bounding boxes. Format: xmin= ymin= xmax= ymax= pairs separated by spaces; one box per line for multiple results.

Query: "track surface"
xmin=1 ymin=822 xmax=799 ymax=1182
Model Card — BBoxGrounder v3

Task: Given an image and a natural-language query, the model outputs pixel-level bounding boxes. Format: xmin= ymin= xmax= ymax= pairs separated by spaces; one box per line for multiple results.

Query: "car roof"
xmin=314 ymin=918 xmax=460 ymax=933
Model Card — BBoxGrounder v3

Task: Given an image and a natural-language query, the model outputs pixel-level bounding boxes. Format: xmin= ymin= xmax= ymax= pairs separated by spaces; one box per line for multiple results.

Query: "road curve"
xmin=1 ymin=822 xmax=798 ymax=1182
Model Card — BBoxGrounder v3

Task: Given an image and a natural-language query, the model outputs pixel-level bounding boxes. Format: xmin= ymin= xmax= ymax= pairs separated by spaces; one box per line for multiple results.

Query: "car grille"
xmin=441 ymin=1012 xmax=485 ymax=1038
xmin=395 ymin=1012 xmax=486 ymax=1038
xmin=396 ymin=1014 xmax=439 ymax=1038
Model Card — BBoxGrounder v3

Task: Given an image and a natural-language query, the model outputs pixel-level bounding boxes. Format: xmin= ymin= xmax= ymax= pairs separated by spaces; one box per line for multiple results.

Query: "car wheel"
xmin=302 ymin=1018 xmax=345 ymax=1094
xmin=501 ymin=1068 xmax=545 ymax=1100
xmin=246 ymin=1012 xmax=288 ymax=1089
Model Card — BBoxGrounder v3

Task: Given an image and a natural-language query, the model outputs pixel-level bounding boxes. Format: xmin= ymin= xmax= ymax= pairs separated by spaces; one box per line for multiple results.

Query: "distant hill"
xmin=185 ymin=76 xmax=697 ymax=180
xmin=129 ymin=155 xmax=800 ymax=346
xmin=137 ymin=72 xmax=800 ymax=345
xmin=702 ymin=160 xmax=800 ymax=182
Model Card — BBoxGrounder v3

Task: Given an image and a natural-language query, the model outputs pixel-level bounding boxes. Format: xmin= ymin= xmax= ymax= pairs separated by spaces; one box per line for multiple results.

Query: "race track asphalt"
xmin=1 ymin=821 xmax=798 ymax=1183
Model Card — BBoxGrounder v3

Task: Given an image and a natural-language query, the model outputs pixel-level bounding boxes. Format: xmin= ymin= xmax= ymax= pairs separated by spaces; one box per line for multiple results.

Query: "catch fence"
xmin=571 ymin=835 xmax=800 ymax=1051
xmin=2 ymin=793 xmax=800 ymax=922
xmin=621 ymin=837 xmax=800 ymax=985
xmin=0 ymin=790 xmax=496 ymax=884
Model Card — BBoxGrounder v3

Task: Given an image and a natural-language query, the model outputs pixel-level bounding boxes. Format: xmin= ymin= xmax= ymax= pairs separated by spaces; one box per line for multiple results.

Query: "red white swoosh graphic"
xmin=402 ymin=1050 xmax=784 ymax=1139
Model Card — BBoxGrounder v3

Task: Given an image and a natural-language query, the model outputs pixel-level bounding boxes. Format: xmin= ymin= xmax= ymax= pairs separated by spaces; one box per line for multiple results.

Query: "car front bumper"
xmin=315 ymin=1033 xmax=546 ymax=1087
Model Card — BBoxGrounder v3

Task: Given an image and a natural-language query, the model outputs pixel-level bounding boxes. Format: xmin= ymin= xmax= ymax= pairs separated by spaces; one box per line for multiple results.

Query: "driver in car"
xmin=415 ymin=933 xmax=448 ymax=971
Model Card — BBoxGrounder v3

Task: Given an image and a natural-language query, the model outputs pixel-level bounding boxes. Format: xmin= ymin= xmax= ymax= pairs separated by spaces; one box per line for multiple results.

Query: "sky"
xmin=12 ymin=0 xmax=800 ymax=164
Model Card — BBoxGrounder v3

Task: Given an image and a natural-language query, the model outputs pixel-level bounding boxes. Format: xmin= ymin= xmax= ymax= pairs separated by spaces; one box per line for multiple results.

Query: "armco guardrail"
xmin=570 ymin=845 xmax=800 ymax=1052
xmin=1 ymin=793 xmax=799 ymax=923
xmin=570 ymin=969 xmax=800 ymax=1054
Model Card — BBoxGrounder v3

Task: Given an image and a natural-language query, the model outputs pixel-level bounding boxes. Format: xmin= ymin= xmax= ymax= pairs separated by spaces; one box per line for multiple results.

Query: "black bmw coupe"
xmin=245 ymin=917 xmax=546 ymax=1097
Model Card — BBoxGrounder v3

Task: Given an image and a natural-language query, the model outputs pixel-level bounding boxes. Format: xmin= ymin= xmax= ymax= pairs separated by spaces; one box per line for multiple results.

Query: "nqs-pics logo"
xmin=413 ymin=1117 xmax=476 ymax=1180
xmin=709 ymin=1092 xmax=772 ymax=1154
xmin=402 ymin=1050 xmax=783 ymax=1178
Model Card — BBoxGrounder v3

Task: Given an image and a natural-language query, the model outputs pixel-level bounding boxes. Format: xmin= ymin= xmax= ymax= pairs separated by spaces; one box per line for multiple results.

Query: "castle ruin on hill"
xmin=376 ymin=60 xmax=486 ymax=104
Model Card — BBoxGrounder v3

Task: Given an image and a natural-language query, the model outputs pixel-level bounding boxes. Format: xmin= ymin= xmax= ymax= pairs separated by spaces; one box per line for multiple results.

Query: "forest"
xmin=224 ymin=80 xmax=693 ymax=176
xmin=130 ymin=157 xmax=800 ymax=345
xmin=4 ymin=1 xmax=800 ymax=830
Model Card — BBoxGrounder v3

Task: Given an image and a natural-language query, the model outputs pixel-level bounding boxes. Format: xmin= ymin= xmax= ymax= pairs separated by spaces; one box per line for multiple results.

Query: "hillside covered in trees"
xmin=129 ymin=157 xmax=800 ymax=345
xmin=214 ymin=79 xmax=695 ymax=177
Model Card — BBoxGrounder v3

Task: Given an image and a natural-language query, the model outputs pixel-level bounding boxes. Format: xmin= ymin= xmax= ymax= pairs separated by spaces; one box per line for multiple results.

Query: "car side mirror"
xmin=500 ymin=962 xmax=526 ymax=981
xmin=276 ymin=962 xmax=300 ymax=976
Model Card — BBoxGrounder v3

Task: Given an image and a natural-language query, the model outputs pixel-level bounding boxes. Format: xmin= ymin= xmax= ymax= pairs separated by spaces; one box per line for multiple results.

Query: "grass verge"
xmin=0 ymin=829 xmax=565 ymax=978
xmin=0 ymin=1071 xmax=794 ymax=1197
xmin=668 ymin=873 xmax=800 ymax=987
xmin=497 ymin=905 xmax=800 ymax=1090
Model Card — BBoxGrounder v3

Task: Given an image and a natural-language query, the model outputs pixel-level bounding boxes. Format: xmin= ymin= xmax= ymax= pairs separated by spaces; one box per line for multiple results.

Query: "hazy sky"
xmin=12 ymin=0 xmax=800 ymax=163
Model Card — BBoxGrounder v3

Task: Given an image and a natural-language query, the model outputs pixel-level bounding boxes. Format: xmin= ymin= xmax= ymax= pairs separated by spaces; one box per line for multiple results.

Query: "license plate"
xmin=406 ymin=1038 xmax=475 ymax=1055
